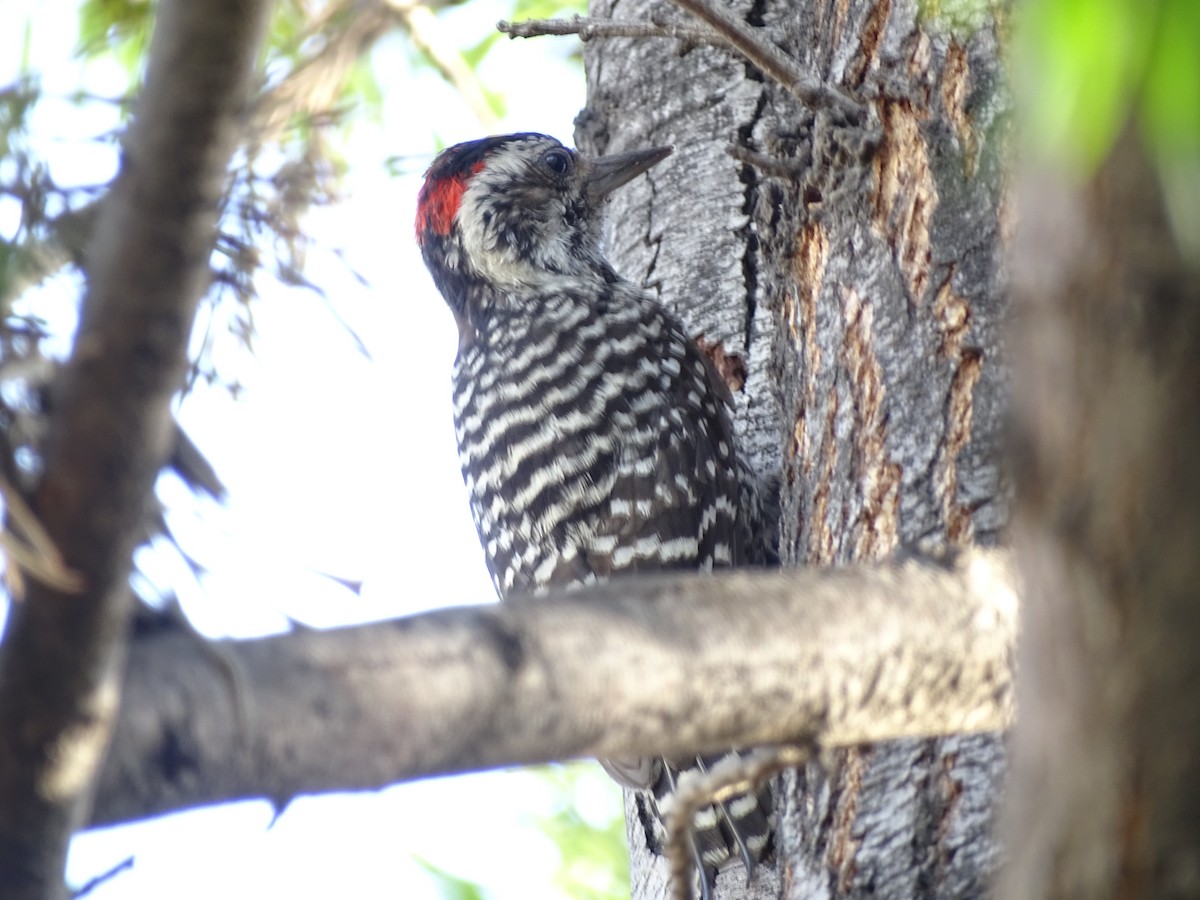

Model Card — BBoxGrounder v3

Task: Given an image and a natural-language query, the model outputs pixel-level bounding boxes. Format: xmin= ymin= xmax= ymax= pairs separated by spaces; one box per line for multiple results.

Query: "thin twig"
xmin=72 ymin=855 xmax=134 ymax=898
xmin=668 ymin=0 xmax=866 ymax=121
xmin=500 ymin=4 xmax=866 ymax=121
xmin=727 ymin=143 xmax=811 ymax=178
xmin=499 ymin=14 xmax=715 ymax=45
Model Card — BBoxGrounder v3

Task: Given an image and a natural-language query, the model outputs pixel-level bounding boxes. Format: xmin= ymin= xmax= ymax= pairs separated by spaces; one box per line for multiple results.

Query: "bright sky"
xmin=2 ymin=1 xmax=624 ymax=897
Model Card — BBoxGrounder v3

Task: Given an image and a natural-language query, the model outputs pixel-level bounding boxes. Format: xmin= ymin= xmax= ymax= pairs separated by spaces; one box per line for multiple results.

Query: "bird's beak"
xmin=585 ymin=145 xmax=674 ymax=202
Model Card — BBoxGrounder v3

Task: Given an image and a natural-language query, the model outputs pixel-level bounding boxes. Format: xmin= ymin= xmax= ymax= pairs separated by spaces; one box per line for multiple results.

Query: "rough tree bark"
xmin=20 ymin=3 xmax=1196 ymax=899
xmin=2 ymin=1 xmax=1021 ymax=891
xmin=577 ymin=0 xmax=1010 ymax=896
xmin=89 ymin=554 xmax=1016 ymax=827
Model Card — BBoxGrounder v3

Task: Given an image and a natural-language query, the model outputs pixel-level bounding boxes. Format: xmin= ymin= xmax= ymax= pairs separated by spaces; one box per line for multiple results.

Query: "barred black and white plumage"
xmin=416 ymin=133 xmax=773 ymax=897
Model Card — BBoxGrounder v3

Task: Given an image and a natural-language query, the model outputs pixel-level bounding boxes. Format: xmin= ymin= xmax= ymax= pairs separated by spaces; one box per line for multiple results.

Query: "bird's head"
xmin=415 ymin=133 xmax=672 ymax=321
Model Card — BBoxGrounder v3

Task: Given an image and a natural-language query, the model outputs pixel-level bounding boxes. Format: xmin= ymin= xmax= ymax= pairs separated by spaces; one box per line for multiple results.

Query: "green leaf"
xmin=528 ymin=764 xmax=629 ymax=900
xmin=412 ymin=857 xmax=488 ymax=900
xmin=1021 ymin=0 xmax=1200 ymax=169
xmin=76 ymin=0 xmax=153 ymax=75
xmin=1022 ymin=0 xmax=1145 ymax=167
xmin=1141 ymin=0 xmax=1200 ymax=160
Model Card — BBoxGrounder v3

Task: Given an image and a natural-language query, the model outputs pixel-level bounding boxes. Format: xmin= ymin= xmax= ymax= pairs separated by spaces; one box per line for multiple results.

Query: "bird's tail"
xmin=633 ymin=753 xmax=775 ymax=899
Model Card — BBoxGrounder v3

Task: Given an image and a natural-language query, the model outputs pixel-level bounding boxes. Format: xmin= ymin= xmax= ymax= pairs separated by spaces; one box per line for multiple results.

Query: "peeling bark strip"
xmin=840 ymin=288 xmax=900 ymax=559
xmin=939 ymin=40 xmax=975 ymax=174
xmin=580 ymin=0 xmax=1011 ymax=895
xmin=0 ymin=2 xmax=271 ymax=897
xmin=939 ymin=348 xmax=982 ymax=546
xmin=872 ymin=98 xmax=937 ymax=307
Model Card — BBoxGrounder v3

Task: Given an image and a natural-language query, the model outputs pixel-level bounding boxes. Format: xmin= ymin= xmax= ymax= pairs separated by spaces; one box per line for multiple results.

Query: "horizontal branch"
xmin=499 ymin=5 xmax=866 ymax=122
xmin=499 ymin=14 xmax=716 ymax=45
xmin=91 ymin=548 xmax=1016 ymax=828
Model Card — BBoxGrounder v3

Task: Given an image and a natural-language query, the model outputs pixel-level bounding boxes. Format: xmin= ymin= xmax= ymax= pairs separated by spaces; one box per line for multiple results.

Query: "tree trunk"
xmin=1000 ymin=129 xmax=1200 ymax=900
xmin=579 ymin=0 xmax=1011 ymax=896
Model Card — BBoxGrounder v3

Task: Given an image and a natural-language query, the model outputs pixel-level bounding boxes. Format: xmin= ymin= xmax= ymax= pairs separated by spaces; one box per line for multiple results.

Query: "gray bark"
xmin=91 ymin=554 xmax=1015 ymax=828
xmin=579 ymin=0 xmax=1011 ymax=896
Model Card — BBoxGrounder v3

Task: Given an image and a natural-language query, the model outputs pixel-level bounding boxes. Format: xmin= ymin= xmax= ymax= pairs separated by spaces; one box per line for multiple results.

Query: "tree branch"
xmin=0 ymin=1 xmax=270 ymax=896
xmin=90 ymin=549 xmax=1016 ymax=828
xmin=499 ymin=5 xmax=866 ymax=122
xmin=499 ymin=14 xmax=716 ymax=45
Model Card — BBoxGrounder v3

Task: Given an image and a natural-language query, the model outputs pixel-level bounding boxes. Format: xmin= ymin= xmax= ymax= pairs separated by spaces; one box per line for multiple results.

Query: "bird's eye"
xmin=541 ymin=148 xmax=573 ymax=176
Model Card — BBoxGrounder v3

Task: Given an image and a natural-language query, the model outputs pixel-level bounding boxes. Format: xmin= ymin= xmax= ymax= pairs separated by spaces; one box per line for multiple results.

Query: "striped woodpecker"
xmin=416 ymin=133 xmax=773 ymax=898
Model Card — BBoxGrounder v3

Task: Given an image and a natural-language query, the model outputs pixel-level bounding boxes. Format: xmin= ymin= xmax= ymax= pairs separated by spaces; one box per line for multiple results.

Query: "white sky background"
xmin=2 ymin=1 xmax=624 ymax=897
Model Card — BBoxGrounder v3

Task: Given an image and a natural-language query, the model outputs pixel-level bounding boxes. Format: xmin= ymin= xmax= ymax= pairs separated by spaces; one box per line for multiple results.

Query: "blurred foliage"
xmin=1020 ymin=0 xmax=1200 ymax=168
xmin=415 ymin=857 xmax=490 ymax=900
xmin=917 ymin=0 xmax=1001 ymax=36
xmin=77 ymin=0 xmax=154 ymax=77
xmin=1018 ymin=0 xmax=1200 ymax=254
xmin=415 ymin=764 xmax=628 ymax=900
xmin=531 ymin=764 xmax=630 ymax=900
xmin=4 ymin=0 xmax=586 ymax=390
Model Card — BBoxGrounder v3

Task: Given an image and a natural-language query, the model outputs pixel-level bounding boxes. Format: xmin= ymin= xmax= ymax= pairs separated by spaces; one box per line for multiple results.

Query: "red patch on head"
xmin=416 ymin=160 xmax=485 ymax=244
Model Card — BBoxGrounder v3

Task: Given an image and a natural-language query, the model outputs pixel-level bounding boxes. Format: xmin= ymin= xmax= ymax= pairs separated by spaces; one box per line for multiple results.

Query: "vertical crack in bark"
xmin=829 ymin=747 xmax=867 ymax=894
xmin=786 ymin=221 xmax=832 ymax=562
xmin=933 ymin=749 xmax=966 ymax=887
xmin=810 ymin=390 xmax=839 ymax=564
xmin=844 ymin=0 xmax=892 ymax=88
xmin=841 ymin=287 xmax=900 ymax=560
xmin=942 ymin=350 xmax=982 ymax=546
xmin=736 ymin=92 xmax=769 ymax=354
xmin=791 ymin=222 xmax=828 ymax=468
xmin=934 ymin=267 xmax=982 ymax=547
xmin=831 ymin=0 xmax=852 ymax=57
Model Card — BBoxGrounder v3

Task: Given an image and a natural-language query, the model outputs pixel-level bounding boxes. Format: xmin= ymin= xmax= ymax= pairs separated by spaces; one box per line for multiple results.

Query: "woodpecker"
xmin=416 ymin=133 xmax=773 ymax=898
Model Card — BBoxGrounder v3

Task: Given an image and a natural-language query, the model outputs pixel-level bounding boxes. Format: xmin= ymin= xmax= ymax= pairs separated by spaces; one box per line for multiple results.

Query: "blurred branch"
xmin=0 ymin=476 xmax=84 ymax=596
xmin=255 ymin=0 xmax=499 ymax=138
xmin=0 ymin=0 xmax=271 ymax=895
xmin=91 ymin=548 xmax=1017 ymax=827
xmin=252 ymin=0 xmax=395 ymax=140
